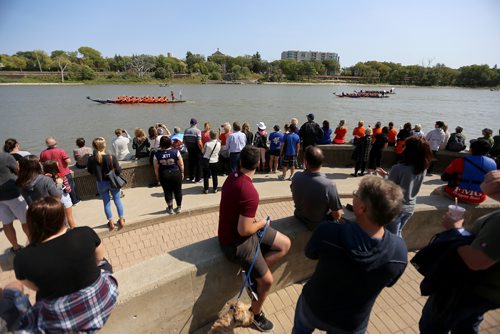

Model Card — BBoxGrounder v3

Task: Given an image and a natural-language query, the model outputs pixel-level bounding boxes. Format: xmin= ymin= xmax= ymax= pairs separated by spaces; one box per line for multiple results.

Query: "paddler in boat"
xmin=170 ymin=90 xmax=175 ymax=101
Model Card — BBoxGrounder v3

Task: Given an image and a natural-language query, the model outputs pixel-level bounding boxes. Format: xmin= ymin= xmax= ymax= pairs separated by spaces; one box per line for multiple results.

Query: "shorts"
xmin=60 ymin=193 xmax=73 ymax=209
xmin=221 ymin=226 xmax=278 ymax=279
xmin=283 ymin=155 xmax=297 ymax=168
xmin=269 ymin=150 xmax=280 ymax=157
xmin=0 ymin=196 xmax=27 ymax=225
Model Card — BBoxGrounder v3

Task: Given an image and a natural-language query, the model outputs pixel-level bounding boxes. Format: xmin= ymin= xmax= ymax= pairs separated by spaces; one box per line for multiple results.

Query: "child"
xmin=42 ymin=160 xmax=76 ymax=229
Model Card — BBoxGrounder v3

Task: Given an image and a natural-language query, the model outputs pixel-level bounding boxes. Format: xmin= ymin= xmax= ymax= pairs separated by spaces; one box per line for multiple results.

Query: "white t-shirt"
xmin=203 ymin=140 xmax=221 ymax=163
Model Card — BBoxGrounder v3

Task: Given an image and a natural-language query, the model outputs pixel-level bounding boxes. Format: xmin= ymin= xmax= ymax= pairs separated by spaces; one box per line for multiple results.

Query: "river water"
xmin=1 ymin=84 xmax=499 ymax=155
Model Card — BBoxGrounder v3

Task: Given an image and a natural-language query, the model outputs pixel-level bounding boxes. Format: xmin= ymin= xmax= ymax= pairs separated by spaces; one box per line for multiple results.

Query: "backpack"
xmin=446 ymin=133 xmax=466 ymax=152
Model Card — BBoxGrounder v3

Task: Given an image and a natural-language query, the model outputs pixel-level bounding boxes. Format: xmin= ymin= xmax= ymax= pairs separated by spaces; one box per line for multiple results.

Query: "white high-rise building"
xmin=281 ymin=50 xmax=339 ymax=63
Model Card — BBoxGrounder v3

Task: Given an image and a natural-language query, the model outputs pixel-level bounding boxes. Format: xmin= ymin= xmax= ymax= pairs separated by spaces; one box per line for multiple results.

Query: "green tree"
xmin=52 ymin=54 xmax=71 ymax=82
xmin=78 ymin=46 xmax=106 ymax=71
xmin=185 ymin=52 xmax=206 ymax=73
xmin=11 ymin=55 xmax=28 ymax=71
xmin=209 ymin=71 xmax=222 ymax=80
xmin=457 ymin=65 xmax=497 ymax=87
xmin=322 ymin=59 xmax=340 ymax=75
xmin=67 ymin=64 xmax=96 ymax=80
xmin=32 ymin=49 xmax=50 ymax=72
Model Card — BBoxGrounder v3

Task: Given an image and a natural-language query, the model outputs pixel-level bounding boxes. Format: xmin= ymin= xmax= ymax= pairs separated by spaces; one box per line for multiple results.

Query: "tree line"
xmin=0 ymin=46 xmax=498 ymax=87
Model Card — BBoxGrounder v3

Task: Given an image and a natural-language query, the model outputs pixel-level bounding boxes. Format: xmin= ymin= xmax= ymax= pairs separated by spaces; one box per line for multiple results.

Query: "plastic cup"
xmin=448 ymin=204 xmax=466 ymax=220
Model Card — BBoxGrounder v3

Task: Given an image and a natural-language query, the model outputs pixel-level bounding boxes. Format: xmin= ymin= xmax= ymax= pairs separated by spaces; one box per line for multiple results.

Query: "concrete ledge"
xmin=72 ymin=146 xmax=469 ymax=199
xmin=101 ymin=196 xmax=499 ymax=333
xmin=102 ymin=216 xmax=315 ymax=333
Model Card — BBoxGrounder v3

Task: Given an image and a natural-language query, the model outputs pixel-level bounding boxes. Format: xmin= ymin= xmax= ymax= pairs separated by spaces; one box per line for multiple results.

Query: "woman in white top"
xmin=202 ymin=130 xmax=221 ymax=194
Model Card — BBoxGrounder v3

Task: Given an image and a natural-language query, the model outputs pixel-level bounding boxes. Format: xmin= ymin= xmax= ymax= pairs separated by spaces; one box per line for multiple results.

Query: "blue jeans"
xmin=229 ymin=152 xmax=240 ymax=172
xmin=292 ymin=295 xmax=367 ymax=334
xmin=386 ymin=210 xmax=413 ymax=237
xmin=419 ymin=290 xmax=500 ymax=334
xmin=97 ymin=180 xmax=124 ymax=220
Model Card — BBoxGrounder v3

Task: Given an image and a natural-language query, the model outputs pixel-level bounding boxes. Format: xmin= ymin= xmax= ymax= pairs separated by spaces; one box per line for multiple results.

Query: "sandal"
xmin=107 ymin=221 xmax=115 ymax=231
xmin=118 ymin=218 xmax=125 ymax=229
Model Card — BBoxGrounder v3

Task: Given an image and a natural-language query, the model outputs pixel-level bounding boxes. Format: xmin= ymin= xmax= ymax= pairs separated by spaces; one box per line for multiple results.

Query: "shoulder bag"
xmin=201 ymin=142 xmax=219 ymax=169
xmin=106 ymin=155 xmax=127 ymax=189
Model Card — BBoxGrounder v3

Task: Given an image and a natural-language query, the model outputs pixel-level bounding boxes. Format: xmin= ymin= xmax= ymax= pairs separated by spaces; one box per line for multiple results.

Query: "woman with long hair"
xmin=333 ymin=120 xmax=347 ymax=144
xmin=319 ymin=120 xmax=332 ymax=144
xmin=16 ymin=155 xmax=62 ymax=206
xmin=87 ymin=137 xmax=125 ymax=231
xmin=201 ymin=122 xmax=212 ymax=146
xmin=42 ymin=160 xmax=76 ymax=229
xmin=132 ymin=128 xmax=150 ymax=160
xmin=377 ymin=136 xmax=432 ymax=236
xmin=242 ymin=122 xmax=254 ymax=147
xmin=154 ymin=136 xmax=184 ymax=214
xmin=13 ymin=197 xmax=118 ymax=332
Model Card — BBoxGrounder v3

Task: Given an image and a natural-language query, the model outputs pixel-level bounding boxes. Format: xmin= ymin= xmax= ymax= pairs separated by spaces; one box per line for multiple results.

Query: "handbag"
xmin=106 ymin=155 xmax=127 ymax=189
xmin=202 ymin=142 xmax=219 ymax=168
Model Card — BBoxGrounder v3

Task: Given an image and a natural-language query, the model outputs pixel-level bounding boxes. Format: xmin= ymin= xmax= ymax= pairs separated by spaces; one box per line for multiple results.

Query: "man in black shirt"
xmin=292 ymin=176 xmax=408 ymax=333
xmin=298 ymin=113 xmax=323 ymax=151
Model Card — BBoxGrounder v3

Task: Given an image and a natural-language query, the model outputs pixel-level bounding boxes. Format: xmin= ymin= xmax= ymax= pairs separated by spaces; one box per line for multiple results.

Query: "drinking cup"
xmin=448 ymin=204 xmax=466 ymax=220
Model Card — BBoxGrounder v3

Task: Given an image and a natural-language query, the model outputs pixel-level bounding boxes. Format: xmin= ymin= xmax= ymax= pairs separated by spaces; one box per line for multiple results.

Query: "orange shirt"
xmin=353 ymin=126 xmax=366 ymax=138
xmin=372 ymin=127 xmax=382 ymax=139
xmin=333 ymin=127 xmax=348 ymax=144
xmin=387 ymin=128 xmax=398 ymax=143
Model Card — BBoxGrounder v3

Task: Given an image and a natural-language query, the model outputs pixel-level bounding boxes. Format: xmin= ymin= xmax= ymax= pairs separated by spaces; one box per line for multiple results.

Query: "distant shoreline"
xmin=0 ymin=82 xmax=85 ymax=86
xmin=0 ymin=81 xmax=487 ymax=89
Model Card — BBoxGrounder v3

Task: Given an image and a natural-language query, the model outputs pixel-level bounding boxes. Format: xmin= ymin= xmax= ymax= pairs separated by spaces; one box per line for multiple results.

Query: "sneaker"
xmin=253 ymin=311 xmax=274 ymax=332
xmin=350 ymin=173 xmax=358 ymax=177
xmin=148 ymin=181 xmax=159 ymax=188
xmin=277 ymin=175 xmax=285 ymax=181
xmin=213 ymin=188 xmax=218 ymax=194
xmin=174 ymin=207 xmax=182 ymax=214
xmin=166 ymin=207 xmax=174 ymax=215
xmin=185 ymin=178 xmax=191 ymax=182
xmin=203 ymin=189 xmax=209 ymax=194
xmin=192 ymin=179 xmax=196 ymax=183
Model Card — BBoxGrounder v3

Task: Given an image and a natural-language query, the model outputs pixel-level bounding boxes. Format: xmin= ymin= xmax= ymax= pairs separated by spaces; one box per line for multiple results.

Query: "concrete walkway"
xmin=1 ymin=168 xmax=499 ymax=333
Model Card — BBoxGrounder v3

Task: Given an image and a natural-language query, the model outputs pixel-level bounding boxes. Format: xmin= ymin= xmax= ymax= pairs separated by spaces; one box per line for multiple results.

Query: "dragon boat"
xmin=86 ymin=96 xmax=186 ymax=104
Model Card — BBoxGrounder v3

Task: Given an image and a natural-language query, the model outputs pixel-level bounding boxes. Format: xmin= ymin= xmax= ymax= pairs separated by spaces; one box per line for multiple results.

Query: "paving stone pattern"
xmin=1 ymin=199 xmax=499 ymax=333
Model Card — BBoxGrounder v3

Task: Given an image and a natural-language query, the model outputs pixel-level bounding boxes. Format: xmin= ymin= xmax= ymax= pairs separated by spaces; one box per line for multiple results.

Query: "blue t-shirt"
xmin=319 ymin=128 xmax=332 ymax=144
xmin=269 ymin=131 xmax=284 ymax=151
xmin=154 ymin=148 xmax=180 ymax=172
xmin=282 ymin=133 xmax=300 ymax=156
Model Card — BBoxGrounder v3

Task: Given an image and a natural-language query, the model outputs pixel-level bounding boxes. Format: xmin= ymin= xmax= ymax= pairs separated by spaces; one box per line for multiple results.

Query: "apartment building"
xmin=281 ymin=50 xmax=339 ymax=62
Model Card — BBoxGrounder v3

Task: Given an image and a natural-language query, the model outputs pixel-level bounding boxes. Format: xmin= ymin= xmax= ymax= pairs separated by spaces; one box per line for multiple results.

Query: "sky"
xmin=0 ymin=0 xmax=499 ymax=69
